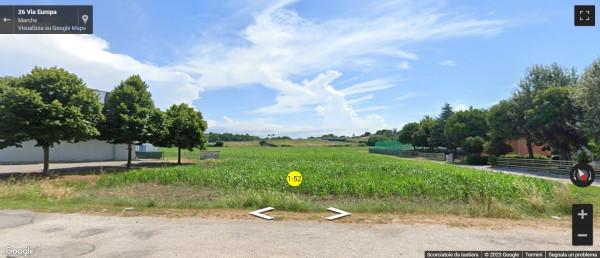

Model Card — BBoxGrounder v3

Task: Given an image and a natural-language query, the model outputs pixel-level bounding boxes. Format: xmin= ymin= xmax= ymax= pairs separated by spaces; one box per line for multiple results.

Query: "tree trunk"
xmin=412 ymin=145 xmax=416 ymax=151
xmin=525 ymin=137 xmax=534 ymax=159
xmin=42 ymin=145 xmax=50 ymax=175
xmin=177 ymin=147 xmax=181 ymax=165
xmin=127 ymin=143 xmax=132 ymax=169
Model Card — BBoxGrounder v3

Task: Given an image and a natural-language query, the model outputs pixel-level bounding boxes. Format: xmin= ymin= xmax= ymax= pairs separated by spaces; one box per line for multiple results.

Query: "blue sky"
xmin=1 ymin=0 xmax=599 ymax=137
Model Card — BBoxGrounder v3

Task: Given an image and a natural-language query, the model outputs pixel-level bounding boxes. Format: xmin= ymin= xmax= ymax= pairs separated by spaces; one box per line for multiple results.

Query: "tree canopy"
xmin=511 ymin=63 xmax=578 ymax=158
xmin=444 ymin=108 xmax=488 ymax=150
xmin=100 ymin=75 xmax=156 ymax=168
xmin=207 ymin=133 xmax=260 ymax=142
xmin=0 ymin=67 xmax=103 ymax=173
xmin=162 ymin=103 xmax=208 ymax=164
xmin=486 ymin=100 xmax=518 ymax=140
xmin=414 ymin=116 xmax=436 ymax=149
xmin=575 ymin=59 xmax=600 ymax=144
xmin=529 ymin=86 xmax=586 ymax=159
xmin=430 ymin=103 xmax=453 ymax=149
xmin=398 ymin=122 xmax=420 ymax=149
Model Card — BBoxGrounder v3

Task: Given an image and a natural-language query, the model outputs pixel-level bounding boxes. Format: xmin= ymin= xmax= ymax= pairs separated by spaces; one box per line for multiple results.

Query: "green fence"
xmin=373 ymin=141 xmax=413 ymax=150
xmin=369 ymin=148 xmax=446 ymax=161
xmin=494 ymin=157 xmax=575 ymax=174
xmin=416 ymin=152 xmax=446 ymax=161
xmin=136 ymin=151 xmax=164 ymax=159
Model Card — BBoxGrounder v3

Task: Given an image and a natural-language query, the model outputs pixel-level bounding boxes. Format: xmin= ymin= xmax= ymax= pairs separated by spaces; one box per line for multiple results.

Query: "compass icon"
xmin=570 ymin=163 xmax=595 ymax=187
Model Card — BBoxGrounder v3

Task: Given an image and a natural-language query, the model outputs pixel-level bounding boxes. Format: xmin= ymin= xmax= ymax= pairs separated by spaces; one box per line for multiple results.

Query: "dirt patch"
xmin=40 ymin=181 xmax=73 ymax=199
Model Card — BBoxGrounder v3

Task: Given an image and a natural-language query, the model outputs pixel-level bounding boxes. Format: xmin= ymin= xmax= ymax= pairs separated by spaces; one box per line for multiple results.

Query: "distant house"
xmin=0 ymin=89 xmax=136 ymax=164
xmin=505 ymin=139 xmax=550 ymax=157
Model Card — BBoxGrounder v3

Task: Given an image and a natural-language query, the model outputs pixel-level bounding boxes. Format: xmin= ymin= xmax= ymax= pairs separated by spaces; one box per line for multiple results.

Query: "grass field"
xmin=0 ymin=145 xmax=598 ymax=219
xmin=222 ymin=139 xmax=358 ymax=147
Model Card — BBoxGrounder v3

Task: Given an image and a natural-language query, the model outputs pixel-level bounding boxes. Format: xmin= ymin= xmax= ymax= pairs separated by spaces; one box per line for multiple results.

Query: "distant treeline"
xmin=207 ymin=132 xmax=260 ymax=142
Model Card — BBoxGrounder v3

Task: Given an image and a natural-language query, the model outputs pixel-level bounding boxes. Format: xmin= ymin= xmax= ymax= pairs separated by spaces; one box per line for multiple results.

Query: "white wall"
xmin=0 ymin=140 xmax=133 ymax=163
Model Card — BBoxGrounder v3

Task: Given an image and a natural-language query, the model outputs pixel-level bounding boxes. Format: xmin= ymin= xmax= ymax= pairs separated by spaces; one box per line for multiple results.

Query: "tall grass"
xmin=0 ymin=147 xmax=584 ymax=217
xmin=99 ymin=147 xmax=561 ymax=205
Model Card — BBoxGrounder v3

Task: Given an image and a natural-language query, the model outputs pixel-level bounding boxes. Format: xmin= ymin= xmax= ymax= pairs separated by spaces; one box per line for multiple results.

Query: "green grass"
xmin=1 ymin=146 xmax=597 ymax=219
xmin=104 ymin=148 xmax=555 ymax=201
xmin=216 ymin=139 xmax=358 ymax=147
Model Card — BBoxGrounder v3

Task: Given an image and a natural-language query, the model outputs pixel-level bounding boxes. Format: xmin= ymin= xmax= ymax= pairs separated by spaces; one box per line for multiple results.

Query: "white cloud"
xmin=0 ymin=0 xmax=510 ymax=136
xmin=439 ymin=59 xmax=456 ymax=67
xmin=207 ymin=115 xmax=383 ymax=137
xmin=394 ymin=92 xmax=419 ymax=101
xmin=340 ymin=78 xmax=396 ymax=96
xmin=398 ymin=61 xmax=411 ymax=70
xmin=355 ymin=105 xmax=390 ymax=113
xmin=370 ymin=48 xmax=418 ymax=60
xmin=0 ymin=35 xmax=199 ymax=109
xmin=177 ymin=1 xmax=508 ymax=135
xmin=347 ymin=94 xmax=374 ymax=105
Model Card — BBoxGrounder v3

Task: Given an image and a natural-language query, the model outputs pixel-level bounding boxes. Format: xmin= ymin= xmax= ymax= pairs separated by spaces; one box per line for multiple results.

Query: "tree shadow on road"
xmin=0 ymin=161 xmax=195 ymax=180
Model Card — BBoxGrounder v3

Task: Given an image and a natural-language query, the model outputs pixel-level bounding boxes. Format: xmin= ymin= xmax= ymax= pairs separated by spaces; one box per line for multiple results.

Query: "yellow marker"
xmin=286 ymin=171 xmax=302 ymax=187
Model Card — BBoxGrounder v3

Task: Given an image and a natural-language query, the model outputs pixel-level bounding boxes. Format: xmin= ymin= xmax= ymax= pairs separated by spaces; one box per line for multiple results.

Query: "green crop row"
xmin=99 ymin=147 xmax=563 ymax=205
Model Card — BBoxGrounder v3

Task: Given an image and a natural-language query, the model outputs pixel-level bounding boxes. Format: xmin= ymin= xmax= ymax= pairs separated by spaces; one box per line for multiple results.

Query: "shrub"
xmin=367 ymin=135 xmax=393 ymax=146
xmin=488 ymin=156 xmax=498 ymax=166
xmin=589 ymin=140 xmax=600 ymax=160
xmin=213 ymin=141 xmax=224 ymax=147
xmin=466 ymin=154 xmax=488 ymax=165
xmin=484 ymin=138 xmax=513 ymax=156
xmin=575 ymin=148 xmax=592 ymax=163
xmin=502 ymin=154 xmax=549 ymax=160
xmin=462 ymin=136 xmax=485 ymax=155
xmin=259 ymin=140 xmax=276 ymax=147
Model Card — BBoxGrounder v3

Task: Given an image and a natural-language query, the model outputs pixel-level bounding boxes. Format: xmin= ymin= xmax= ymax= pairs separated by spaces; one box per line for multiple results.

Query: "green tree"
xmin=0 ymin=67 xmax=103 ymax=174
xmin=529 ymin=86 xmax=586 ymax=160
xmin=398 ymin=122 xmax=419 ymax=150
xmin=162 ymin=103 xmax=208 ymax=164
xmin=444 ymin=108 xmax=488 ymax=152
xmin=485 ymin=100 xmax=518 ymax=157
xmin=487 ymin=100 xmax=518 ymax=140
xmin=430 ymin=103 xmax=453 ymax=149
xmin=462 ymin=136 xmax=485 ymax=155
xmin=483 ymin=137 xmax=513 ymax=156
xmin=575 ymin=58 xmax=600 ymax=145
xmin=366 ymin=134 xmax=391 ymax=146
xmin=375 ymin=129 xmax=396 ymax=136
xmin=100 ymin=75 xmax=156 ymax=169
xmin=414 ymin=116 xmax=436 ymax=150
xmin=0 ymin=81 xmax=44 ymax=149
xmin=207 ymin=133 xmax=260 ymax=142
xmin=512 ymin=63 xmax=578 ymax=158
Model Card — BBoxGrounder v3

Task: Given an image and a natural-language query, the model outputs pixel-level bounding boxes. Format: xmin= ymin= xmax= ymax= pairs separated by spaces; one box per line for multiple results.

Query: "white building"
xmin=0 ymin=90 xmax=139 ymax=164
xmin=0 ymin=140 xmax=132 ymax=163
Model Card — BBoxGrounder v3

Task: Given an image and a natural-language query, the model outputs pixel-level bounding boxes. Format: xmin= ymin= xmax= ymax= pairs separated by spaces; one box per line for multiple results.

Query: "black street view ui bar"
xmin=0 ymin=5 xmax=92 ymax=34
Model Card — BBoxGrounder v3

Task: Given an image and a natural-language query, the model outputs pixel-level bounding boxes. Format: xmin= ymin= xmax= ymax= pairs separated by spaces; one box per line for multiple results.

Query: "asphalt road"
xmin=1 ymin=210 xmax=598 ymax=257
xmin=0 ymin=160 xmax=176 ymax=176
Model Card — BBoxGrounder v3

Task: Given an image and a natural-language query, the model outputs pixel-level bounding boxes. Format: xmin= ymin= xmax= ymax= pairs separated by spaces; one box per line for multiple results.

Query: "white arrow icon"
xmin=249 ymin=207 xmax=274 ymax=220
xmin=326 ymin=207 xmax=351 ymax=221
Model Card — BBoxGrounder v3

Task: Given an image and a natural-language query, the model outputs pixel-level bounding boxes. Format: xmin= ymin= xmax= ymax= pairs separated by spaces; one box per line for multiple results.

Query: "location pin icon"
xmin=82 ymin=14 xmax=88 ymax=25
